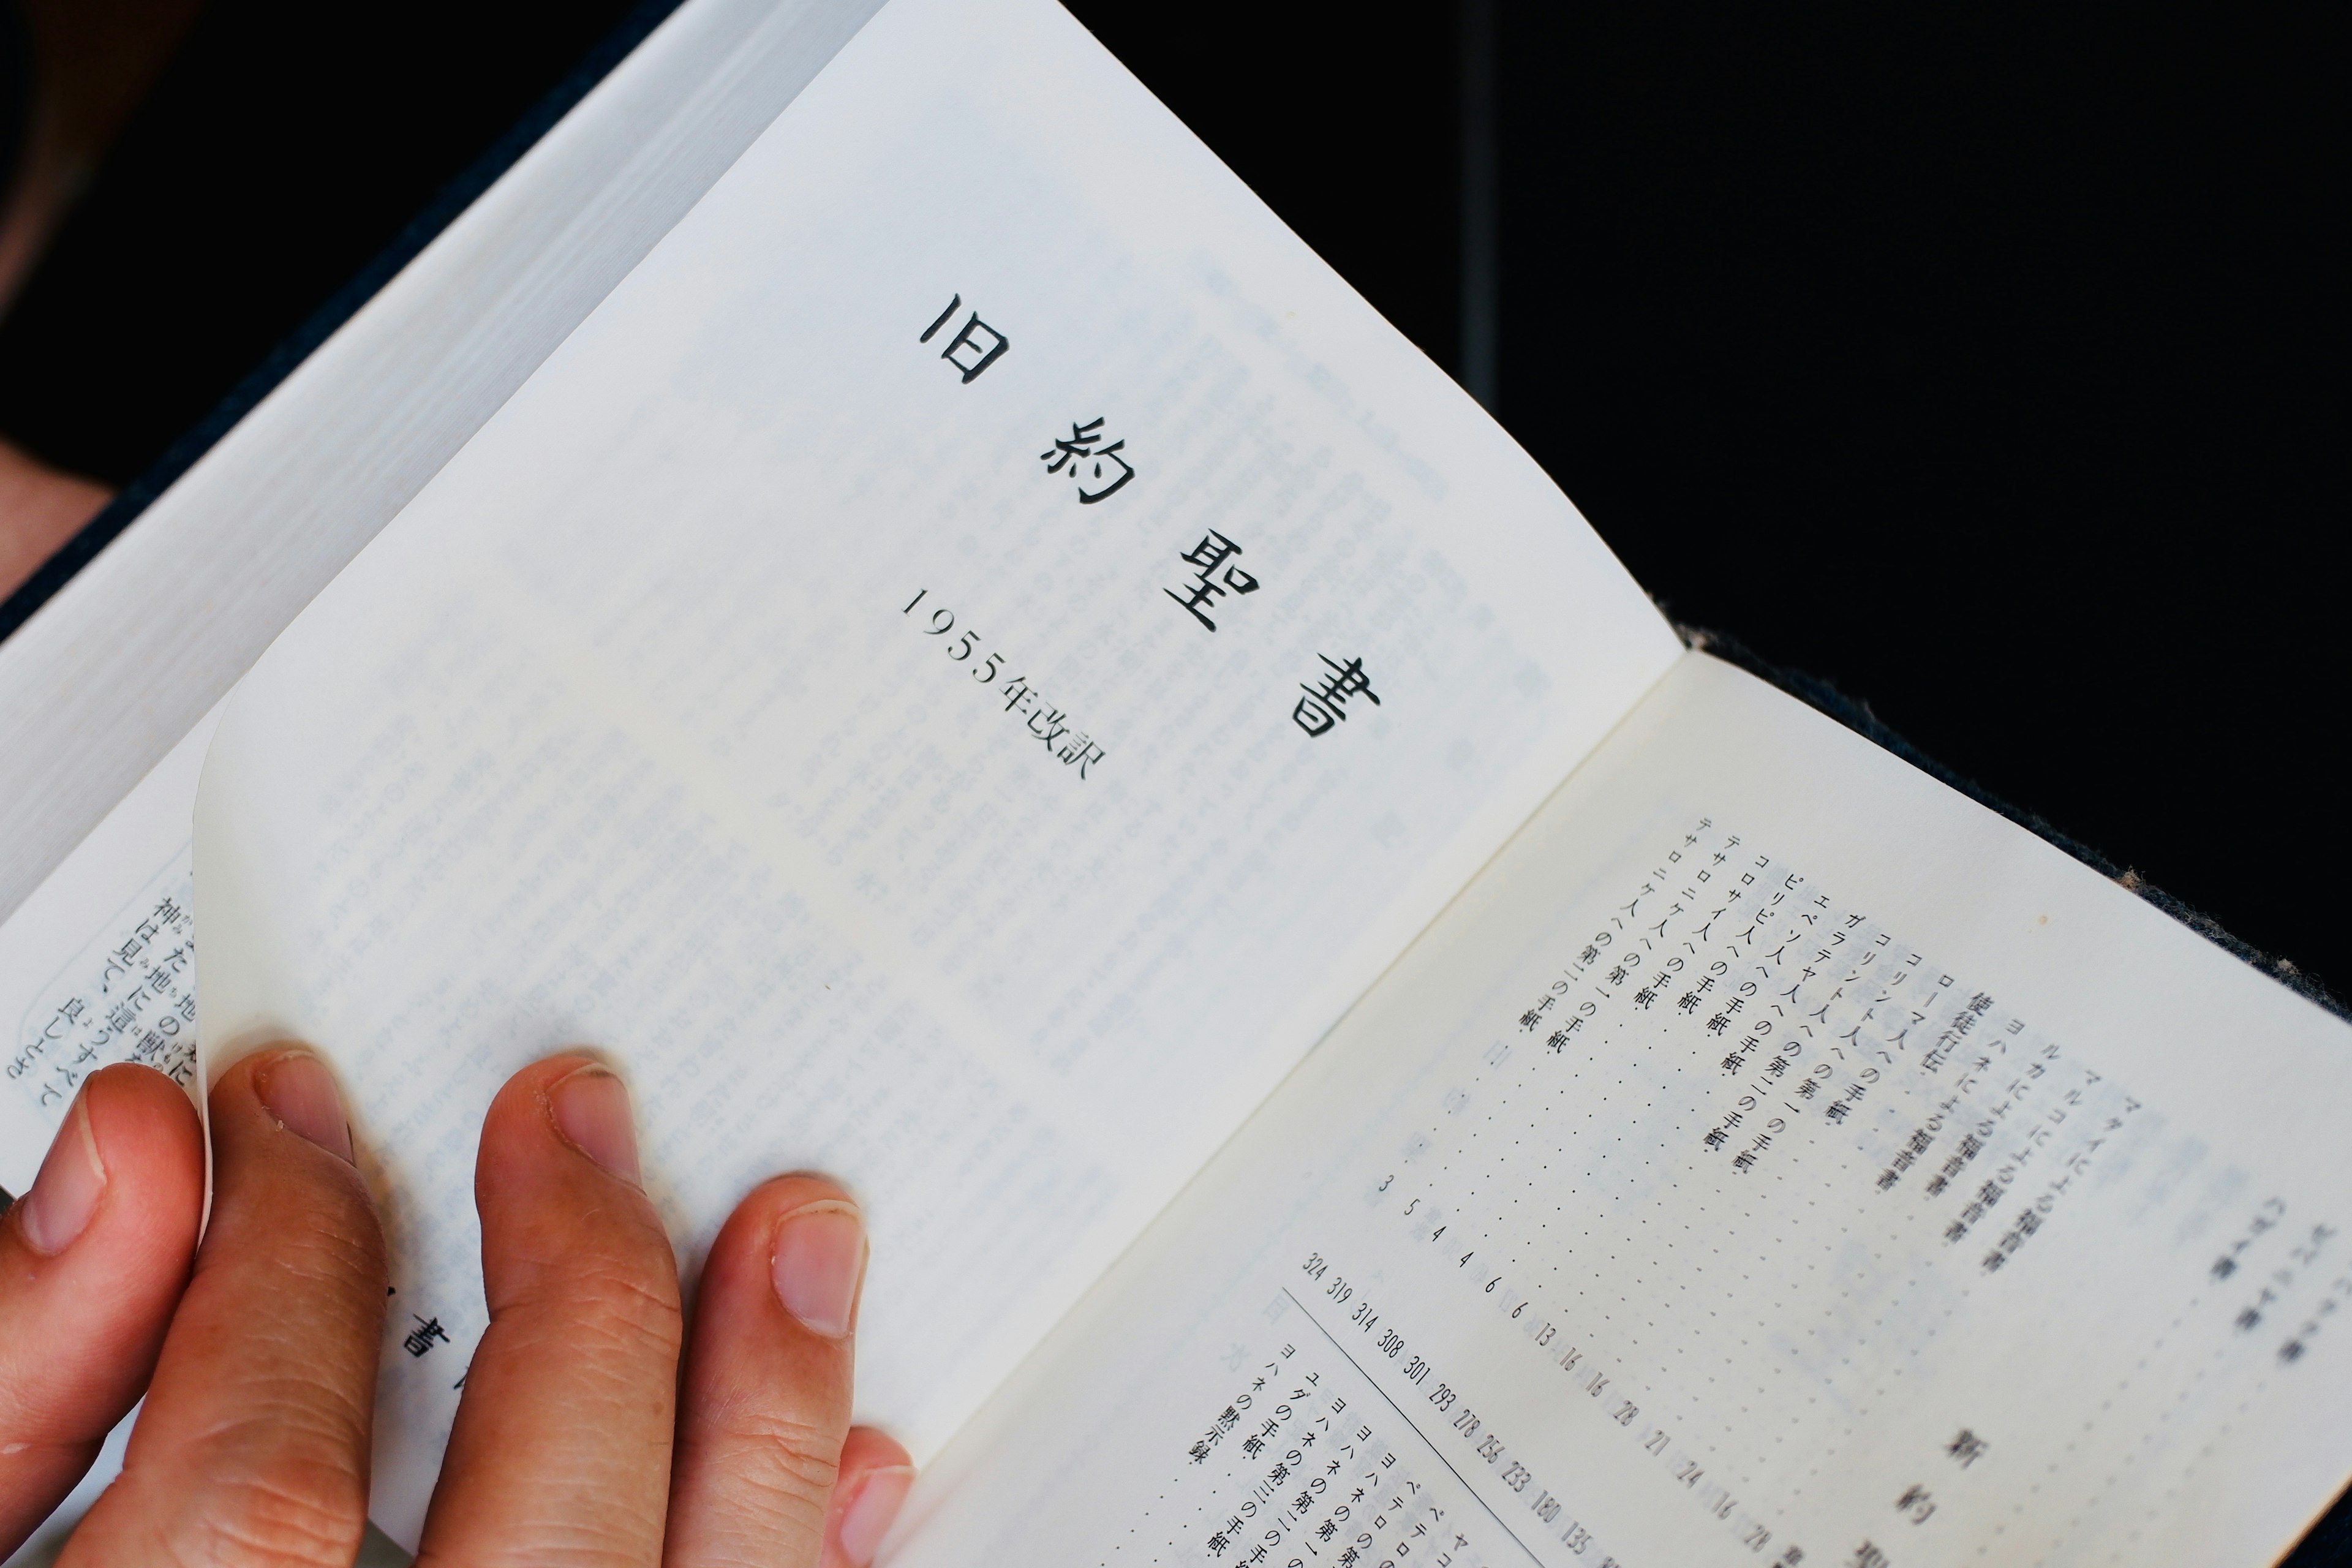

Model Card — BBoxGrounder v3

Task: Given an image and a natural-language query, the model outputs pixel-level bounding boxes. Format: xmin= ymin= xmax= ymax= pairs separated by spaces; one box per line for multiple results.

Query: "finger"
xmin=823 ymin=1427 xmax=915 ymax=1568
xmin=59 ymin=1046 xmax=386 ymax=1568
xmin=416 ymin=1055 xmax=683 ymax=1566
xmin=663 ymin=1175 xmax=880 ymax=1567
xmin=0 ymin=1066 xmax=203 ymax=1555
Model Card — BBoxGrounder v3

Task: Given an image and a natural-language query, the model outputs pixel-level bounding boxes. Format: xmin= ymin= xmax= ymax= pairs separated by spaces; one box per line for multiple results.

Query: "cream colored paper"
xmin=892 ymin=655 xmax=2352 ymax=1568
xmin=0 ymin=709 xmax=219 ymax=1190
xmin=0 ymin=0 xmax=891 ymax=925
xmin=190 ymin=0 xmax=1680 ymax=1544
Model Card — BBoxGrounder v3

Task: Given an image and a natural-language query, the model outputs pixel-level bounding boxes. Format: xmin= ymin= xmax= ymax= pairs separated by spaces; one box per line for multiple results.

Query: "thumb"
xmin=0 ymin=1065 xmax=203 ymax=1556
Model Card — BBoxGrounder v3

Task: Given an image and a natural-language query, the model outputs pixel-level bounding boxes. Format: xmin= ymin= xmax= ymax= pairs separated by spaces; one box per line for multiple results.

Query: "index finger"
xmin=59 ymin=1047 xmax=386 ymax=1567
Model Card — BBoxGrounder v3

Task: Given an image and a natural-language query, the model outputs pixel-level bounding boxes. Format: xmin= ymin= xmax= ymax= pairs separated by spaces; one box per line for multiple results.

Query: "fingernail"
xmin=834 ymin=1464 xmax=914 ymax=1565
xmin=256 ymin=1049 xmax=354 ymax=1163
xmin=771 ymin=1200 xmax=865 ymax=1338
xmin=550 ymin=1064 xmax=639 ymax=1183
xmin=16 ymin=1088 xmax=105 ymax=1255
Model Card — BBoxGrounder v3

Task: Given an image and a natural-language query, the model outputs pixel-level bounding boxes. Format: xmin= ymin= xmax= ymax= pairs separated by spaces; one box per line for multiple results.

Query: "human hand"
xmin=0 ymin=435 xmax=110 ymax=602
xmin=1 ymin=1051 xmax=913 ymax=1566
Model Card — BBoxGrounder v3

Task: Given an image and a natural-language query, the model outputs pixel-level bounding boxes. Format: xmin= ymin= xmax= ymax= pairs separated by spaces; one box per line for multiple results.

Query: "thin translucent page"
xmin=893 ymin=655 xmax=2352 ymax=1568
xmin=0 ymin=0 xmax=886 ymax=921
xmin=192 ymin=0 xmax=1681 ymax=1545
xmin=1 ymin=710 xmax=219 ymax=1193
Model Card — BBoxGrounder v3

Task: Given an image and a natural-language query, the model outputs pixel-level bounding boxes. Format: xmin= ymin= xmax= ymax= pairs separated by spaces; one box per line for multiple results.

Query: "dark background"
xmin=0 ymin=1 xmax=2344 ymax=1549
xmin=1076 ymin=2 xmax=2348 ymax=1001
xmin=5 ymin=1 xmax=2342 ymax=992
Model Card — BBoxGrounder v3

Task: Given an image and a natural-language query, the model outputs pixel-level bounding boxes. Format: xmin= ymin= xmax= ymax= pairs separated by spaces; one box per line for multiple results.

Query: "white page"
xmin=2 ymin=2 xmax=878 ymax=1557
xmin=0 ymin=717 xmax=418 ymax=1568
xmin=2 ymin=0 xmax=884 ymax=1186
xmin=191 ymin=0 xmax=1683 ymax=1545
xmin=0 ymin=0 xmax=886 ymax=924
xmin=890 ymin=652 xmax=2352 ymax=1568
xmin=0 ymin=717 xmax=221 ymax=1568
xmin=1 ymin=708 xmax=219 ymax=1192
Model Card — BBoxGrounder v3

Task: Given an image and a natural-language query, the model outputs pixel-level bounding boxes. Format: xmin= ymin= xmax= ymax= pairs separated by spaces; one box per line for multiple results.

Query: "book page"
xmin=190 ymin=0 xmax=1682 ymax=1546
xmin=0 ymin=0 xmax=884 ymax=924
xmin=0 ymin=716 xmax=221 ymax=1568
xmin=889 ymin=652 xmax=2352 ymax=1568
xmin=0 ymin=708 xmax=218 ymax=1195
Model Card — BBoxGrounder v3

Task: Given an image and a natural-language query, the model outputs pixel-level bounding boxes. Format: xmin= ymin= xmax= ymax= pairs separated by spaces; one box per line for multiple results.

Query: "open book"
xmin=6 ymin=0 xmax=2351 ymax=1562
